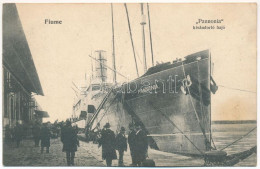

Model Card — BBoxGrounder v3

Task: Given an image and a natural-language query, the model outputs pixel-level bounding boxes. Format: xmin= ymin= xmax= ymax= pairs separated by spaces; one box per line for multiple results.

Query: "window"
xmin=92 ymin=85 xmax=101 ymax=91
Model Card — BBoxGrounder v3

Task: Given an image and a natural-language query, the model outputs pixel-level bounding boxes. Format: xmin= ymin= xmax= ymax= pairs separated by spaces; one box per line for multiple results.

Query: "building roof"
xmin=3 ymin=4 xmax=44 ymax=95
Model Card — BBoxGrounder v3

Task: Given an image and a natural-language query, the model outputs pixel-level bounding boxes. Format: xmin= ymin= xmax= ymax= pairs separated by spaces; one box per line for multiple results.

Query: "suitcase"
xmin=141 ymin=159 xmax=156 ymax=167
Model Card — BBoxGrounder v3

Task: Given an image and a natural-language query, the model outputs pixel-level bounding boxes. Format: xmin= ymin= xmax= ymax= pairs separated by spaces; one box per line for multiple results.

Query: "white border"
xmin=0 ymin=1 xmax=258 ymax=169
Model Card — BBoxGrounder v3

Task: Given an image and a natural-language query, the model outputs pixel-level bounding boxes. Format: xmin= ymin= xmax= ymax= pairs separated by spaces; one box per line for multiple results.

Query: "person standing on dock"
xmin=4 ymin=124 xmax=12 ymax=146
xmin=128 ymin=123 xmax=136 ymax=166
xmin=61 ymin=120 xmax=79 ymax=166
xmin=32 ymin=122 xmax=41 ymax=147
xmin=40 ymin=123 xmax=51 ymax=153
xmin=115 ymin=127 xmax=127 ymax=166
xmin=134 ymin=122 xmax=148 ymax=166
xmin=13 ymin=122 xmax=24 ymax=148
xmin=98 ymin=123 xmax=117 ymax=166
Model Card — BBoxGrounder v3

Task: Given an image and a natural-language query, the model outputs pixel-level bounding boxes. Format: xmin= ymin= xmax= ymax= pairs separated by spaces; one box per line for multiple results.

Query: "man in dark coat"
xmin=13 ymin=122 xmax=23 ymax=148
xmin=32 ymin=122 xmax=41 ymax=147
xmin=4 ymin=125 xmax=12 ymax=145
xmin=115 ymin=127 xmax=127 ymax=166
xmin=98 ymin=123 xmax=117 ymax=166
xmin=128 ymin=123 xmax=136 ymax=166
xmin=61 ymin=120 xmax=79 ymax=166
xmin=40 ymin=123 xmax=51 ymax=153
xmin=134 ymin=122 xmax=148 ymax=166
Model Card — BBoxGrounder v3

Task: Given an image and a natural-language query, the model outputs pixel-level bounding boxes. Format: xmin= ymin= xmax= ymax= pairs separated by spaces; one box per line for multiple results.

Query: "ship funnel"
xmin=95 ymin=50 xmax=107 ymax=83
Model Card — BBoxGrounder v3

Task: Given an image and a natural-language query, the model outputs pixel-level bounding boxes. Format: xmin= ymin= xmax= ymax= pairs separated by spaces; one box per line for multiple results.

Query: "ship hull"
xmin=89 ymin=50 xmax=212 ymax=155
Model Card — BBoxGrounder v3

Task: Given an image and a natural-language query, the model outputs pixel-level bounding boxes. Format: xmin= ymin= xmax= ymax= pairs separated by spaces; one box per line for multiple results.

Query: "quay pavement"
xmin=3 ymin=137 xmax=204 ymax=167
xmin=3 ymin=137 xmax=255 ymax=167
xmin=3 ymin=138 xmax=105 ymax=166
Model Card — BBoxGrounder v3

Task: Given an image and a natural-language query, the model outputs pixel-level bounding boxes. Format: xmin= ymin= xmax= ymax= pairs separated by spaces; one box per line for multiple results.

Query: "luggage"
xmin=141 ymin=159 xmax=156 ymax=167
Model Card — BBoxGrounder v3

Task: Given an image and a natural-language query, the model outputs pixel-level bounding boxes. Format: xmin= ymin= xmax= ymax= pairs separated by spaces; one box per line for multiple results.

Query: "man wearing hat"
xmin=99 ymin=123 xmax=117 ymax=166
xmin=128 ymin=123 xmax=136 ymax=166
xmin=32 ymin=122 xmax=41 ymax=147
xmin=115 ymin=127 xmax=127 ymax=166
xmin=134 ymin=122 xmax=148 ymax=166
xmin=13 ymin=122 xmax=24 ymax=148
xmin=40 ymin=123 xmax=51 ymax=153
xmin=61 ymin=120 xmax=79 ymax=166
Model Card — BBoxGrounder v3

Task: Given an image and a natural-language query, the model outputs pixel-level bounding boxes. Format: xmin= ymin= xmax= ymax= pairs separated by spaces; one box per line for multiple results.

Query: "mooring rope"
xmin=150 ymin=104 xmax=204 ymax=155
xmin=196 ymin=61 xmax=217 ymax=150
xmin=181 ymin=62 xmax=211 ymax=149
xmin=210 ymin=132 xmax=217 ymax=150
xmin=220 ymin=126 xmax=257 ymax=151
xmin=218 ymin=85 xmax=256 ymax=94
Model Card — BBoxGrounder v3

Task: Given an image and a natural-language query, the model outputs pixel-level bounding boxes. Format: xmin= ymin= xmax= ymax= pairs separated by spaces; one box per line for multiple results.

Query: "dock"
xmin=3 ymin=137 xmax=256 ymax=167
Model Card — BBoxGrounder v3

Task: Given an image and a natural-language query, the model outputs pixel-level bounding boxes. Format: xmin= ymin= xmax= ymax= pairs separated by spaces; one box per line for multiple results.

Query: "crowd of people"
xmin=4 ymin=120 xmax=151 ymax=167
xmin=4 ymin=121 xmax=60 ymax=149
xmin=97 ymin=122 xmax=149 ymax=167
xmin=4 ymin=120 xmax=80 ymax=166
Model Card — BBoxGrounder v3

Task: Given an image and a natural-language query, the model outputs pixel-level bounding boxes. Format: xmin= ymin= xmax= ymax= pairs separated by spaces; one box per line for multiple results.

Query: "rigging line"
xmin=196 ymin=61 xmax=216 ymax=150
xmin=218 ymin=85 xmax=256 ymax=94
xmin=147 ymin=3 xmax=154 ymax=67
xmin=210 ymin=132 xmax=217 ymax=150
xmin=220 ymin=126 xmax=256 ymax=151
xmin=209 ymin=53 xmax=213 ymax=150
xmin=196 ymin=61 xmax=205 ymax=129
xmin=111 ymin=3 xmax=117 ymax=83
xmin=88 ymin=88 xmax=113 ymax=126
xmin=140 ymin=3 xmax=147 ymax=73
xmin=92 ymin=89 xmax=121 ymax=129
xmin=89 ymin=55 xmax=127 ymax=79
xmin=72 ymin=81 xmax=80 ymax=91
xmin=99 ymin=51 xmax=104 ymax=83
xmin=90 ymin=95 xmax=116 ymax=131
xmin=95 ymin=95 xmax=118 ymax=128
xmin=150 ymin=104 xmax=204 ymax=155
xmin=91 ymin=91 xmax=115 ymax=130
xmin=181 ymin=62 xmax=210 ymax=146
xmin=71 ymin=86 xmax=79 ymax=94
xmin=71 ymin=87 xmax=79 ymax=97
xmin=124 ymin=3 xmax=139 ymax=77
xmin=136 ymin=51 xmax=143 ymax=64
xmin=91 ymin=51 xmax=94 ymax=80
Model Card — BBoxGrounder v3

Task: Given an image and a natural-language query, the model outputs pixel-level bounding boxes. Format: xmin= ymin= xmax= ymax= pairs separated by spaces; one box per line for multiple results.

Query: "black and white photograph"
xmin=2 ymin=2 xmax=257 ymax=167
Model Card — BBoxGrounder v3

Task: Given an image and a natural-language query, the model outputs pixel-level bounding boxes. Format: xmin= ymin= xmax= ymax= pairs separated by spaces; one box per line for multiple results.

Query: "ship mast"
xmin=147 ymin=3 xmax=154 ymax=67
xmin=140 ymin=3 xmax=147 ymax=73
xmin=111 ymin=3 xmax=117 ymax=84
xmin=90 ymin=51 xmax=94 ymax=82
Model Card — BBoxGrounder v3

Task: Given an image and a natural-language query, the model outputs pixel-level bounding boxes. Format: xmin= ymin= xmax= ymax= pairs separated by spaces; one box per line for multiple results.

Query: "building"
xmin=3 ymin=4 xmax=44 ymax=128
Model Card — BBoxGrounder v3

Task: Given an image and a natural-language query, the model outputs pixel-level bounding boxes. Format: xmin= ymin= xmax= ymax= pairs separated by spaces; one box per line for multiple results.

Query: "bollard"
xmin=204 ymin=150 xmax=227 ymax=166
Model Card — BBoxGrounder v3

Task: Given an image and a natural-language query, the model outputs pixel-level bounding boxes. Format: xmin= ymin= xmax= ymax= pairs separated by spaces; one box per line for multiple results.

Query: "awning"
xmin=3 ymin=4 xmax=44 ymax=95
xmin=34 ymin=110 xmax=49 ymax=118
xmin=80 ymin=111 xmax=87 ymax=119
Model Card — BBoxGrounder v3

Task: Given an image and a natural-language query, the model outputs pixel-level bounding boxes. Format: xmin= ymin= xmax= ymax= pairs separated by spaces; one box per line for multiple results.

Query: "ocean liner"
xmin=71 ymin=4 xmax=255 ymax=160
xmin=73 ymin=47 xmax=216 ymax=155
xmin=71 ymin=3 xmax=216 ymax=155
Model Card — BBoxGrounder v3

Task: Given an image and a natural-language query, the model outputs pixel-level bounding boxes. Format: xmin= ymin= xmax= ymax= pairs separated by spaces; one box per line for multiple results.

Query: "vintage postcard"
xmin=2 ymin=2 xmax=257 ymax=167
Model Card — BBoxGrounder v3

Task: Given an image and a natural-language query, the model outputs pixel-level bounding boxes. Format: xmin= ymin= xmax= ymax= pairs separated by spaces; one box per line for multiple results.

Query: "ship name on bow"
xmin=138 ymin=84 xmax=159 ymax=94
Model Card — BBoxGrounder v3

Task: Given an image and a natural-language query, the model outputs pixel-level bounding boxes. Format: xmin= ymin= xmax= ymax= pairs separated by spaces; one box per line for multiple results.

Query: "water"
xmin=80 ymin=123 xmax=257 ymax=167
xmin=211 ymin=123 xmax=257 ymax=166
xmin=146 ymin=122 xmax=257 ymax=167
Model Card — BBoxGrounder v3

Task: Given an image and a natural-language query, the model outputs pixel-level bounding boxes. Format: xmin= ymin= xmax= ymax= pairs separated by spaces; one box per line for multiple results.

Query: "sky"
xmin=16 ymin=3 xmax=256 ymax=122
